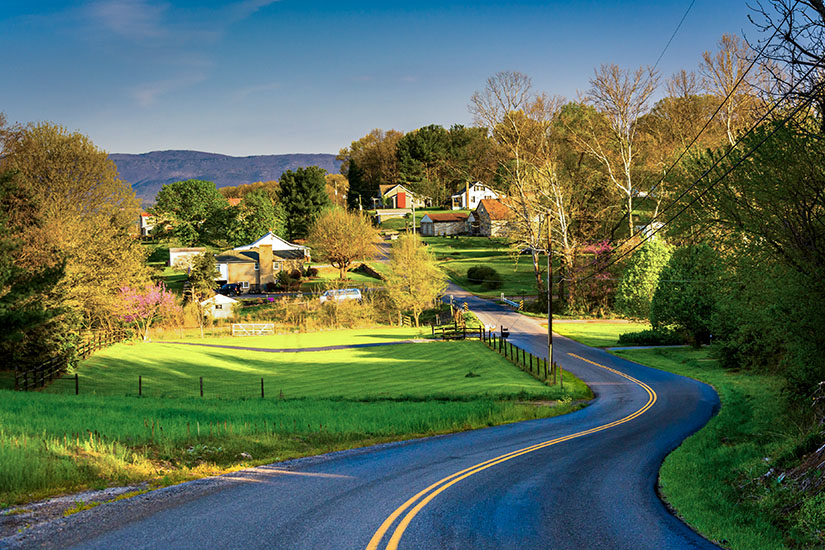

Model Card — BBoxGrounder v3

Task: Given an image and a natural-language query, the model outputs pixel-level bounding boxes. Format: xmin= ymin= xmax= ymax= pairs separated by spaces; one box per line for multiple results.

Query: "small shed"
xmin=201 ymin=294 xmax=238 ymax=319
xmin=419 ymin=212 xmax=469 ymax=236
xmin=169 ymin=247 xmax=206 ymax=268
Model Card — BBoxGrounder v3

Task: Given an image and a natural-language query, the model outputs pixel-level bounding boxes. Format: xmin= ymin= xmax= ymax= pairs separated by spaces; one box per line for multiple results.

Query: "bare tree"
xmin=575 ymin=64 xmax=659 ymax=237
xmin=470 ymin=71 xmax=561 ymax=296
xmin=749 ymin=1 xmax=825 ymax=132
xmin=700 ymin=34 xmax=761 ymax=145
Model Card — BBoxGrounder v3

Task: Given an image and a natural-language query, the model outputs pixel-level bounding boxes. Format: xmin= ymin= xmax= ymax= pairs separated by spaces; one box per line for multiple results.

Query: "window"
xmin=215 ymin=304 xmax=223 ymax=310
xmin=241 ymin=281 xmax=249 ymax=289
xmin=254 ymin=263 xmax=259 ymax=271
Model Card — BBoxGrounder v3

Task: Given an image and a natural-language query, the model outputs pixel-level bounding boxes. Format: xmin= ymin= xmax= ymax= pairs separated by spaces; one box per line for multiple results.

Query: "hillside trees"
xmin=385 ymin=234 xmax=446 ymax=327
xmin=0 ymin=170 xmax=65 ymax=366
xmin=396 ymin=124 xmax=451 ymax=205
xmin=338 ymin=129 xmax=403 ymax=207
xmin=0 ymin=121 xmax=149 ymax=365
xmin=615 ymin=238 xmax=672 ymax=319
xmin=309 ymin=208 xmax=379 ymax=280
xmin=278 ymin=166 xmax=332 ymax=240
xmin=152 ymin=179 xmax=229 ymax=246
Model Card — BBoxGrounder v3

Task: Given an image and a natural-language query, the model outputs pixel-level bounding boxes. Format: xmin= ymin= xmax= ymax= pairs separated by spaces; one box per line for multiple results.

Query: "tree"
xmin=0 ymin=121 xmax=148 ymax=337
xmin=226 ymin=188 xmax=285 ymax=247
xmin=0 ymin=170 xmax=65 ymax=367
xmin=338 ymin=128 xmax=403 ymax=187
xmin=278 ymin=166 xmax=332 ymax=240
xmin=615 ymin=238 xmax=672 ymax=319
xmin=117 ymin=282 xmax=178 ymax=341
xmin=700 ymin=34 xmax=760 ymax=146
xmin=396 ymin=124 xmax=451 ymax=204
xmin=152 ymin=179 xmax=229 ymax=246
xmin=385 ymin=234 xmax=446 ymax=327
xmin=325 ymin=173 xmax=349 ymax=208
xmin=187 ymin=252 xmax=219 ymax=338
xmin=650 ymin=243 xmax=721 ymax=345
xmin=470 ymin=71 xmax=558 ymax=298
xmin=575 ymin=64 xmax=659 ymax=237
xmin=309 ymin=208 xmax=379 ymax=280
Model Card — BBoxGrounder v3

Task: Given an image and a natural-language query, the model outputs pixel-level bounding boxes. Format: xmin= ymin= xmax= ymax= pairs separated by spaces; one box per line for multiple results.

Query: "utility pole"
xmin=547 ymin=211 xmax=554 ymax=384
xmin=412 ymin=198 xmax=416 ymax=234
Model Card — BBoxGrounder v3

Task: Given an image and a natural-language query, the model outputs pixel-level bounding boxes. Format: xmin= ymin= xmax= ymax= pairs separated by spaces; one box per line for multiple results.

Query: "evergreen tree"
xmin=278 ymin=166 xmax=332 ymax=240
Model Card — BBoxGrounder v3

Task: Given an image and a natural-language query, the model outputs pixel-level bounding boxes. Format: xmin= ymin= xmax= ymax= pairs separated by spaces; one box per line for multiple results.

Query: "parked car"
xmin=218 ymin=283 xmax=242 ymax=296
xmin=319 ymin=288 xmax=362 ymax=304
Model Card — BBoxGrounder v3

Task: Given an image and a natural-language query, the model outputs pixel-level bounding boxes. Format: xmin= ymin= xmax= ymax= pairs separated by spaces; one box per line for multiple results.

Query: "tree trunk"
xmin=627 ymin=194 xmax=634 ymax=237
xmin=531 ymin=250 xmax=544 ymax=294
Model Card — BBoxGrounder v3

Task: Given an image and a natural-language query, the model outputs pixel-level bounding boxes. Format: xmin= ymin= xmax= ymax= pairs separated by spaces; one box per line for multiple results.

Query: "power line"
xmin=574 ymin=71 xmax=821 ymax=283
xmin=606 ymin=2 xmax=797 ymax=240
xmin=652 ymin=0 xmax=696 ymax=72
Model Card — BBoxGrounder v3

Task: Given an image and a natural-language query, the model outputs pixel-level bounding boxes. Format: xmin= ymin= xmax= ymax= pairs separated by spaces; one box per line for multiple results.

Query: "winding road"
xmin=6 ymin=285 xmax=720 ymax=550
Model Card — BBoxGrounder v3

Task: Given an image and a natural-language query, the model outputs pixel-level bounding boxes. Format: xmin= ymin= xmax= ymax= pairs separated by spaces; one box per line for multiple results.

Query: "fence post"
xmin=75 ymin=373 xmax=79 ymax=395
xmin=261 ymin=377 xmax=265 ymax=399
xmin=530 ymin=353 xmax=533 ymax=374
xmin=200 ymin=376 xmax=204 ymax=398
xmin=139 ymin=375 xmax=142 ymax=397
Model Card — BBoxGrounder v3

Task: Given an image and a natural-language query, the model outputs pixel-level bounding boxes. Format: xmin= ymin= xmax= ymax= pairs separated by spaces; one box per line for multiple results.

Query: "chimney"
xmin=259 ymin=244 xmax=274 ymax=286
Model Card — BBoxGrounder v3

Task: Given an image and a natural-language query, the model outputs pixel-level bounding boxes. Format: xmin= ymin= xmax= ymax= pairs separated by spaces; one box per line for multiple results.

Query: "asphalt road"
xmin=5 ymin=285 xmax=720 ymax=550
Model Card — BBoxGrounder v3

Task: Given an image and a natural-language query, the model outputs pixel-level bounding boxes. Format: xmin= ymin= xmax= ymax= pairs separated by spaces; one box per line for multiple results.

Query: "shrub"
xmin=289 ymin=268 xmax=302 ymax=280
xmin=467 ymin=266 xmax=502 ymax=289
xmin=617 ymin=328 xmax=685 ymax=346
xmin=651 ymin=243 xmax=722 ymax=346
xmin=615 ymin=239 xmax=671 ymax=319
xmin=264 ymin=282 xmax=277 ymax=292
xmin=304 ymin=266 xmax=319 ymax=278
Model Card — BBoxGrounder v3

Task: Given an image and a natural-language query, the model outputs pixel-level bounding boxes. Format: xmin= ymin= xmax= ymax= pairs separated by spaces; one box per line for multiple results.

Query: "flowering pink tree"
xmin=118 ymin=282 xmax=179 ymax=341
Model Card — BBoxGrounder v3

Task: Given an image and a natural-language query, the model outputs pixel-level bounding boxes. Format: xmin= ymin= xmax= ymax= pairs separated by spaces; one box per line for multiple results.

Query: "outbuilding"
xmin=200 ymin=294 xmax=238 ymax=319
xmin=419 ymin=212 xmax=469 ymax=236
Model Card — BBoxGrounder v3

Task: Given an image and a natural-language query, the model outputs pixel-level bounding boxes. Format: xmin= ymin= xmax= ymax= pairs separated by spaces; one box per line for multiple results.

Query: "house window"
xmin=215 ymin=304 xmax=223 ymax=310
xmin=254 ymin=263 xmax=259 ymax=271
xmin=273 ymin=262 xmax=281 ymax=272
xmin=240 ymin=281 xmax=249 ymax=289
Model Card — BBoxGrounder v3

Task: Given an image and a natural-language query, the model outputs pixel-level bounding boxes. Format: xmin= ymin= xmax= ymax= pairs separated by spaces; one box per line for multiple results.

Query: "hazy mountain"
xmin=110 ymin=150 xmax=341 ymax=205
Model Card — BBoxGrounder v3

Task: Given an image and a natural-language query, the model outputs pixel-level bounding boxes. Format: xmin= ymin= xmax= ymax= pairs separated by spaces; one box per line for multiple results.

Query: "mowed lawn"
xmin=424 ymin=236 xmax=545 ymax=298
xmin=161 ymin=326 xmax=425 ymax=348
xmin=49 ymin=338 xmax=581 ymax=401
xmin=551 ymin=321 xmax=652 ymax=347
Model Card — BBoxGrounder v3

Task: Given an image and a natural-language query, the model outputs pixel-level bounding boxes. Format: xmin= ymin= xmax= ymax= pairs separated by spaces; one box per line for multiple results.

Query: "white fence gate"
xmin=231 ymin=323 xmax=275 ymax=336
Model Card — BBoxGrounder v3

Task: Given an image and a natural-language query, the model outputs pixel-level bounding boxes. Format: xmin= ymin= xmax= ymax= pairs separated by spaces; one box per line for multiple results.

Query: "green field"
xmin=423 ymin=236 xmax=545 ymax=298
xmin=48 ymin=339 xmax=574 ymax=400
xmin=551 ymin=321 xmax=652 ymax=347
xmin=1 ymin=331 xmax=591 ymax=505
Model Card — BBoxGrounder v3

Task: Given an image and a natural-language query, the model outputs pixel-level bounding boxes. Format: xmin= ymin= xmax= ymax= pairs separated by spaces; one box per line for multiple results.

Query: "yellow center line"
xmin=366 ymin=352 xmax=658 ymax=550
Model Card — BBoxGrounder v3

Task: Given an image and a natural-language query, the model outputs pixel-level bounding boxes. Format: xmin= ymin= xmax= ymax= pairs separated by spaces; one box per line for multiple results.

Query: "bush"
xmin=264 ymin=282 xmax=278 ymax=292
xmin=618 ymin=328 xmax=685 ymax=346
xmin=651 ymin=243 xmax=722 ymax=346
xmin=289 ymin=268 xmax=302 ymax=280
xmin=304 ymin=266 xmax=319 ymax=278
xmin=467 ymin=266 xmax=502 ymax=290
xmin=615 ymin=239 xmax=671 ymax=319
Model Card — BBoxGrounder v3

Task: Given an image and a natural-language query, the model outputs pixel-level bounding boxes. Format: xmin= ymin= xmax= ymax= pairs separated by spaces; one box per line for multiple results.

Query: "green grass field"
xmin=48 ymin=339 xmax=574 ymax=401
xmin=423 ymin=236 xmax=545 ymax=298
xmin=551 ymin=321 xmax=652 ymax=347
xmin=1 ymin=330 xmax=591 ymax=506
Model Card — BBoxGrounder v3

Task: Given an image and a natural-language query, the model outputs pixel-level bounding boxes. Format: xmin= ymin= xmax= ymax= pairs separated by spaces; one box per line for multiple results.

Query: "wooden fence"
xmin=14 ymin=329 xmax=128 ymax=391
xmin=433 ymin=324 xmax=558 ymax=384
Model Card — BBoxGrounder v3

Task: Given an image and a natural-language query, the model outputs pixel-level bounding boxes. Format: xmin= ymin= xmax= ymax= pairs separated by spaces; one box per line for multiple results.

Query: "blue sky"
xmin=2 ymin=1 xmax=756 ymax=156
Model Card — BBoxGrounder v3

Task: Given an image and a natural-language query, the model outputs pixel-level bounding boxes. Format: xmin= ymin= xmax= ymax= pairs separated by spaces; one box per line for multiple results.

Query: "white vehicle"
xmin=319 ymin=288 xmax=362 ymax=304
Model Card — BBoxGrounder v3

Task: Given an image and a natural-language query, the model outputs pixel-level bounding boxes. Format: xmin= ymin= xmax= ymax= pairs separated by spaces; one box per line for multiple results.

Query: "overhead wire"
xmin=605 ymin=1 xmax=798 ymax=241
xmin=572 ymin=60 xmax=823 ymax=283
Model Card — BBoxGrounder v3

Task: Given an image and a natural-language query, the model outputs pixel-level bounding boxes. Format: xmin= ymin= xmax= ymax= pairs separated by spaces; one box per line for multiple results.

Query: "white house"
xmin=234 ymin=232 xmax=310 ymax=260
xmin=200 ymin=294 xmax=238 ymax=319
xmin=450 ymin=182 xmax=499 ymax=210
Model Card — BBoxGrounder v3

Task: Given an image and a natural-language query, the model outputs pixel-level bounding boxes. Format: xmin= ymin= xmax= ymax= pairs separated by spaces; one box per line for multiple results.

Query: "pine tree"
xmin=278 ymin=167 xmax=332 ymax=239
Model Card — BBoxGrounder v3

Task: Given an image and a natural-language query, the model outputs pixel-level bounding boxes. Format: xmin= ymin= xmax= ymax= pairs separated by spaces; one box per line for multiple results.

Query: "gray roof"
xmin=216 ymin=249 xmax=305 ymax=263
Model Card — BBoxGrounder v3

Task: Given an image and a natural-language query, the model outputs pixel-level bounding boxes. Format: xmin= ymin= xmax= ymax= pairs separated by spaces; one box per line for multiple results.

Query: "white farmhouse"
xmin=200 ymin=294 xmax=238 ymax=319
xmin=450 ymin=182 xmax=500 ymax=210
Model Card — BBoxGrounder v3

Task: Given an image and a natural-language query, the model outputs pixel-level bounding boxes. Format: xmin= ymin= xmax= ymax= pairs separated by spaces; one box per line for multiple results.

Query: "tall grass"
xmin=0 ymin=391 xmax=584 ymax=505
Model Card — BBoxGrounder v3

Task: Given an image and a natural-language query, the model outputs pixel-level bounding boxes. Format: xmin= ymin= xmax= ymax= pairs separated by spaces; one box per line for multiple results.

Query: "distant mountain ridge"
xmin=110 ymin=150 xmax=341 ymax=205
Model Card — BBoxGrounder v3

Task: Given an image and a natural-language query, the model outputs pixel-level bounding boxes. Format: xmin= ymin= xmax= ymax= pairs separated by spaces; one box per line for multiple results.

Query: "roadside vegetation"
xmin=556 ymin=321 xmax=823 ymax=548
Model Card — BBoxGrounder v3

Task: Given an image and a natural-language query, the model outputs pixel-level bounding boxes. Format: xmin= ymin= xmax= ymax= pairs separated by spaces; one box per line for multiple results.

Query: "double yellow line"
xmin=366 ymin=353 xmax=658 ymax=550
